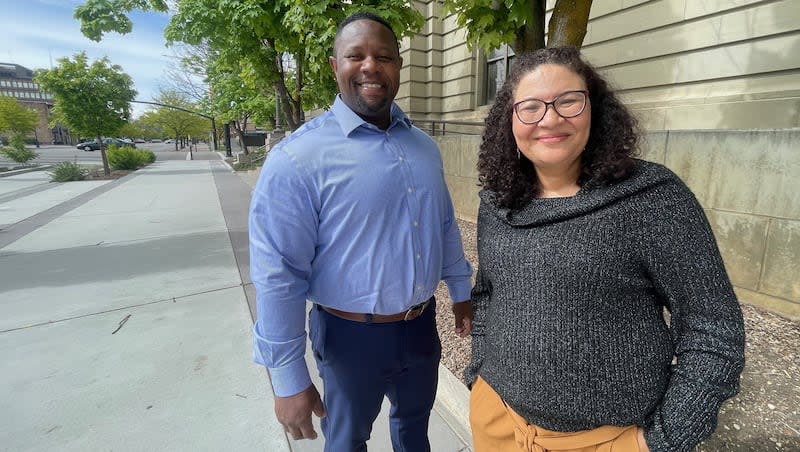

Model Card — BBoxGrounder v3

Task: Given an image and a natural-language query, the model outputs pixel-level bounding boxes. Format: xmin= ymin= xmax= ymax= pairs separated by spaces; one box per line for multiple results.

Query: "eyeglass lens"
xmin=515 ymin=91 xmax=586 ymax=124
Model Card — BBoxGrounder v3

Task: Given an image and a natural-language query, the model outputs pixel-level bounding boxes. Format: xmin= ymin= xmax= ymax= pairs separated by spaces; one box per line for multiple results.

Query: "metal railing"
xmin=410 ymin=119 xmax=485 ymax=137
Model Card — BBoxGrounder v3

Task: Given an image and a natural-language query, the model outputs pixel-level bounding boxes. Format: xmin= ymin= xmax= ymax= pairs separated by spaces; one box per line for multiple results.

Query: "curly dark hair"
xmin=478 ymin=46 xmax=639 ymax=209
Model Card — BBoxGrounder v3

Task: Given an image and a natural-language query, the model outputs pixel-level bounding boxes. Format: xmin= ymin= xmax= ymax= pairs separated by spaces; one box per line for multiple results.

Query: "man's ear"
xmin=329 ymin=56 xmax=337 ymax=73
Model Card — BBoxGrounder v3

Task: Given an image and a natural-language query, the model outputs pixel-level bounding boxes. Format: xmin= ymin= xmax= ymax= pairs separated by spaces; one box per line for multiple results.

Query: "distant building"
xmin=0 ymin=62 xmax=72 ymax=145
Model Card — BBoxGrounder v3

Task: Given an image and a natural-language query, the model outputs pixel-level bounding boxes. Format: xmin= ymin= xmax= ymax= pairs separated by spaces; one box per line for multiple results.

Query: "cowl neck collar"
xmin=481 ymin=160 xmax=676 ymax=227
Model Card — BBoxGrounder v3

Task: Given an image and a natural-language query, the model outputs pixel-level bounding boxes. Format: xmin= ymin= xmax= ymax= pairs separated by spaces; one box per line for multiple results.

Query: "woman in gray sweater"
xmin=465 ymin=47 xmax=745 ymax=452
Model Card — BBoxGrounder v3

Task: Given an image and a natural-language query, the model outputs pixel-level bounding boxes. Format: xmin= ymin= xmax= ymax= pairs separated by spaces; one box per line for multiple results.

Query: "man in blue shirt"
xmin=249 ymin=12 xmax=474 ymax=452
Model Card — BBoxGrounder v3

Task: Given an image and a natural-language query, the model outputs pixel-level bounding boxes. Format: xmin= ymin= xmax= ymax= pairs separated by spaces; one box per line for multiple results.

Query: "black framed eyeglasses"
xmin=513 ymin=90 xmax=589 ymax=124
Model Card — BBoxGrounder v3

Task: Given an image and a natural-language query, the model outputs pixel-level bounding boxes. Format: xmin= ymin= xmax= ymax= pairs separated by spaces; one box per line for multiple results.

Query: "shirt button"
xmin=408 ymin=187 xmax=413 ymax=193
xmin=413 ymin=221 xmax=418 ymax=227
xmin=416 ymin=254 xmax=421 ymax=259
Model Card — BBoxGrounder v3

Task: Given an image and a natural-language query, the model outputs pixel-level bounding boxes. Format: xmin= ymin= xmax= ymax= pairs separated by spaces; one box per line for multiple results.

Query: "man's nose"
xmin=360 ymin=56 xmax=377 ymax=72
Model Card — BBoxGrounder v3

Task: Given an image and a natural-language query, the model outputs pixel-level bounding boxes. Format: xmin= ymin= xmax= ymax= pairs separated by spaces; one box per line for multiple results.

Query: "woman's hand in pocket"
xmin=637 ymin=427 xmax=651 ymax=452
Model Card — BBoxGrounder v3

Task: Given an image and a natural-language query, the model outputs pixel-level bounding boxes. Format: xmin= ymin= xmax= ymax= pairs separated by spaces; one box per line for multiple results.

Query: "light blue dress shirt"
xmin=249 ymin=96 xmax=473 ymax=397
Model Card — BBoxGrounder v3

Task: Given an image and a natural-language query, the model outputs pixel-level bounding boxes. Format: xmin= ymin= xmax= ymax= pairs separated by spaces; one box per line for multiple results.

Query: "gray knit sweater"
xmin=464 ymin=160 xmax=745 ymax=452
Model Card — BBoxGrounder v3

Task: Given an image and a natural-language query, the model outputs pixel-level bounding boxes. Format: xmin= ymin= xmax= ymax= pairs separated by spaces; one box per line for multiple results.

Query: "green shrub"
xmin=107 ymin=145 xmax=140 ymax=170
xmin=233 ymin=161 xmax=259 ymax=171
xmin=0 ymin=135 xmax=38 ymax=164
xmin=49 ymin=162 xmax=88 ymax=182
xmin=140 ymin=150 xmax=156 ymax=164
xmin=0 ymin=146 xmax=38 ymax=164
xmin=107 ymin=145 xmax=156 ymax=170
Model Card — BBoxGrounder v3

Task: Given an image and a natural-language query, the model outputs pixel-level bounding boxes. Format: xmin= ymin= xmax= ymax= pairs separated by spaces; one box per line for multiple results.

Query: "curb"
xmin=434 ymin=364 xmax=473 ymax=448
xmin=215 ymin=151 xmax=235 ymax=171
xmin=0 ymin=165 xmax=52 ymax=178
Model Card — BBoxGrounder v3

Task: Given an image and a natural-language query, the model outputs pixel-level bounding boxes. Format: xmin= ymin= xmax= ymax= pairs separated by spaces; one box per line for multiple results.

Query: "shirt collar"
xmin=331 ymin=95 xmax=412 ymax=136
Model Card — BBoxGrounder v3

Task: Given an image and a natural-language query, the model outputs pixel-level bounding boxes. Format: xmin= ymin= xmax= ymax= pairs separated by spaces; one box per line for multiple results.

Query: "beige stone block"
xmin=718 ymin=0 xmax=800 ymax=41
xmin=406 ymin=49 xmax=443 ymax=67
xmin=439 ymin=138 xmax=460 ymax=175
xmin=442 ymin=77 xmax=474 ymax=96
xmin=443 ymin=60 xmax=473 ymax=81
xmin=442 ymin=95 xmax=474 ymax=112
xmin=734 ymin=287 xmax=800 ymax=321
xmin=589 ymin=0 xmax=623 ymax=19
xmin=437 ymin=136 xmax=480 ymax=179
xmin=603 ymin=34 xmax=800 ymax=89
xmin=407 ymin=97 xmax=443 ymax=115
xmin=706 ymin=210 xmax=769 ymax=291
xmin=442 ymin=47 xmax=471 ymax=67
xmin=410 ymin=33 xmax=444 ymax=51
xmin=710 ymin=131 xmax=800 ymax=218
xmin=442 ymin=29 xmax=470 ymax=50
xmin=445 ymin=174 xmax=480 ymax=222
xmin=662 ymin=133 xmax=717 ymax=207
xmin=587 ymin=14 xmax=733 ymax=67
xmin=761 ymin=219 xmax=800 ymax=302
xmin=665 ymin=130 xmax=800 ymax=217
xmin=661 ymin=98 xmax=800 ymax=131
xmin=588 ymin=1 xmax=683 ymax=43
xmin=619 ymin=73 xmax=800 ymax=106
xmin=621 ymin=0 xmax=651 ymax=8
xmin=631 ymin=107 xmax=667 ymax=133
xmin=639 ymin=131 xmax=667 ymax=164
xmin=685 ymin=0 xmax=773 ymax=20
xmin=404 ymin=65 xmax=444 ymax=83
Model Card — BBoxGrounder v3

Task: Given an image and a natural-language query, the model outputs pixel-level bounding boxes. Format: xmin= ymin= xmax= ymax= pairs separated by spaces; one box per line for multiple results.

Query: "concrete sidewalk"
xmin=0 ymin=156 xmax=472 ymax=451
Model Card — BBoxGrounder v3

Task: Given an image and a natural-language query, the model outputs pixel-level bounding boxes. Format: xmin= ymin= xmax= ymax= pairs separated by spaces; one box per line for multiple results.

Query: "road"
xmin=0 ymin=143 xmax=216 ymax=167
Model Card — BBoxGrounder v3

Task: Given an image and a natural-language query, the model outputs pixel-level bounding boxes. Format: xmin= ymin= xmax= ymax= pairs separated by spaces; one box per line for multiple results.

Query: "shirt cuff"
xmin=268 ymin=359 xmax=313 ymax=397
xmin=447 ymin=280 xmax=472 ymax=303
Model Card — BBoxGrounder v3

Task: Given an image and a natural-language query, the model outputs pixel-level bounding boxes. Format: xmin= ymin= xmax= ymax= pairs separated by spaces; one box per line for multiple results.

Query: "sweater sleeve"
xmin=464 ymin=199 xmax=492 ymax=388
xmin=640 ymin=190 xmax=745 ymax=452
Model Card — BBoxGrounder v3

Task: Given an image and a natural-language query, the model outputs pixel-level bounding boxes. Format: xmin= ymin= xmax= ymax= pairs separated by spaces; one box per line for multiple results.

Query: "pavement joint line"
xmin=0 ymin=282 xmax=247 ymax=334
xmin=0 ymin=228 xmax=230 ymax=259
xmin=0 ymin=180 xmax=55 ymax=204
xmin=0 ymin=171 xmax=141 ymax=250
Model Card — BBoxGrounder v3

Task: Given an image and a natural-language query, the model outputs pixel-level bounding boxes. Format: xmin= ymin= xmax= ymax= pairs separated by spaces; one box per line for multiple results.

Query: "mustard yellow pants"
xmin=469 ymin=376 xmax=642 ymax=452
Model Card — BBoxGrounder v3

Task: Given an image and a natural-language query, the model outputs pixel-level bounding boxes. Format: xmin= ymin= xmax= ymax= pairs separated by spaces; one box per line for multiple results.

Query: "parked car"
xmin=134 ymin=138 xmax=146 ymax=143
xmin=164 ymin=139 xmax=174 ymax=144
xmin=149 ymin=139 xmax=162 ymax=143
xmin=76 ymin=138 xmax=136 ymax=151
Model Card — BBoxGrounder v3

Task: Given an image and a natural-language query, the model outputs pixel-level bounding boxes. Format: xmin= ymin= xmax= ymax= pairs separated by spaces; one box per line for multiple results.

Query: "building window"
xmin=485 ymin=44 xmax=515 ymax=104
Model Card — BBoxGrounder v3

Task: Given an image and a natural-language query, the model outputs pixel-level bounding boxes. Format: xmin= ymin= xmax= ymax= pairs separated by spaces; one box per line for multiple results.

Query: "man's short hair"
xmin=334 ymin=12 xmax=399 ymax=56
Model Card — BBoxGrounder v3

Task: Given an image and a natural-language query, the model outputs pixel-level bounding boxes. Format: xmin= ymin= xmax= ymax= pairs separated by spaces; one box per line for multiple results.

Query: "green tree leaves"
xmin=35 ymin=52 xmax=136 ymax=174
xmin=443 ymin=0 xmax=592 ymax=53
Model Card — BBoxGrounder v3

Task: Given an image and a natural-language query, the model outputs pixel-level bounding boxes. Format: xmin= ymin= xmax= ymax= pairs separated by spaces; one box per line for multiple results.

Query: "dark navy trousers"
xmin=309 ymin=302 xmax=441 ymax=452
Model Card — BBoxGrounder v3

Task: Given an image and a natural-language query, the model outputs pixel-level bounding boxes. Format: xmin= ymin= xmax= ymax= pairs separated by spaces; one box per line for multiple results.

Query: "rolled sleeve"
xmin=249 ymin=149 xmax=319 ymax=396
xmin=252 ymin=324 xmax=312 ymax=396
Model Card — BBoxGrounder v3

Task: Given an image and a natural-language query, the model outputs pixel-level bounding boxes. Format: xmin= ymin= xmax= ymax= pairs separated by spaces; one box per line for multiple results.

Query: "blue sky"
xmin=1 ymin=0 xmax=173 ymax=117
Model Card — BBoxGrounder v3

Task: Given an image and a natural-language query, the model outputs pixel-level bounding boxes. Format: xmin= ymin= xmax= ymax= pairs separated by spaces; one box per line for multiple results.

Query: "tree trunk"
xmin=547 ymin=0 xmax=593 ymax=48
xmin=275 ymin=79 xmax=299 ymax=130
xmin=292 ymin=56 xmax=305 ymax=124
xmin=97 ymin=134 xmax=110 ymax=175
xmin=512 ymin=0 xmax=546 ymax=53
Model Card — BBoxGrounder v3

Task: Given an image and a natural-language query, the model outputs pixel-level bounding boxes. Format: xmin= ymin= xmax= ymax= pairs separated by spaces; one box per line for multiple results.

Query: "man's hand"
xmin=452 ymin=300 xmax=473 ymax=337
xmin=275 ymin=384 xmax=326 ymax=440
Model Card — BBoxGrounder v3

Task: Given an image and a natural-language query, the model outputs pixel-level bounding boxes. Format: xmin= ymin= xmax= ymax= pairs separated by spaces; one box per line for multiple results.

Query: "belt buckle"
xmin=403 ymin=300 xmax=428 ymax=321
